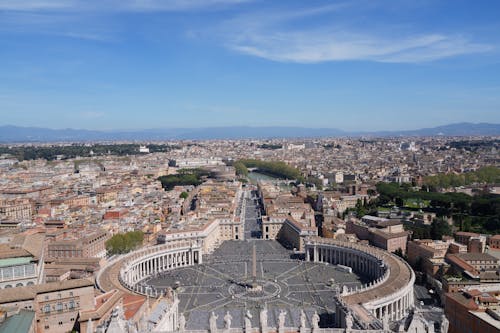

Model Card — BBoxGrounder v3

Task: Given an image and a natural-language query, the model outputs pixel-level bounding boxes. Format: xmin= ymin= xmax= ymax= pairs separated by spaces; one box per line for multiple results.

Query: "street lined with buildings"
xmin=0 ymin=137 xmax=498 ymax=333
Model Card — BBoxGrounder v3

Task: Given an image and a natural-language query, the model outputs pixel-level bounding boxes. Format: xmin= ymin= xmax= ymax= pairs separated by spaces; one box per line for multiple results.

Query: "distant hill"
xmin=0 ymin=123 xmax=498 ymax=142
xmin=369 ymin=123 xmax=500 ymax=137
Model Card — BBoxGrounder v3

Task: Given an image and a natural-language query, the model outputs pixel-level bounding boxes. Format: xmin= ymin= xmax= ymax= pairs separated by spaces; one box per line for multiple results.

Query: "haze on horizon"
xmin=1 ymin=0 xmax=499 ymax=131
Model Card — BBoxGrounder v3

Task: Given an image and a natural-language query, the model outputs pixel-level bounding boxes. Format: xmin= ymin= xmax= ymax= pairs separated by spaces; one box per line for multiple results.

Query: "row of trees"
xmin=376 ymin=182 xmax=500 ymax=234
xmin=376 ymin=182 xmax=471 ymax=212
xmin=0 ymin=144 xmax=177 ymax=161
xmin=423 ymin=166 xmax=500 ymax=189
xmin=105 ymin=231 xmax=144 ymax=255
xmin=157 ymin=168 xmax=210 ymax=191
xmin=257 ymin=144 xmax=282 ymax=150
xmin=235 ymin=159 xmax=303 ymax=181
xmin=233 ymin=161 xmax=249 ymax=177
xmin=448 ymin=139 xmax=499 ymax=152
xmin=405 ymin=218 xmax=453 ymax=240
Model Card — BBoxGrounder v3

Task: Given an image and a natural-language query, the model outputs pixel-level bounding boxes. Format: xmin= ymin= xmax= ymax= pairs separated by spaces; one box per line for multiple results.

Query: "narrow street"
xmin=243 ymin=189 xmax=262 ymax=239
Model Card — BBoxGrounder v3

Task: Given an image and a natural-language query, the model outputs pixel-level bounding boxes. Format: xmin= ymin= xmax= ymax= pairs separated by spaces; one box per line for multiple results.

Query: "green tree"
xmin=430 ymin=218 xmax=452 ymax=240
xmin=355 ymin=199 xmax=366 ymax=217
xmin=233 ymin=161 xmax=248 ymax=176
xmin=106 ymin=231 xmax=144 ymax=255
xmin=306 ymin=176 xmax=323 ymax=190
xmin=237 ymin=159 xmax=302 ymax=180
xmin=158 ymin=169 xmax=208 ymax=191
xmin=179 ymin=191 xmax=189 ymax=199
xmin=393 ymin=248 xmax=407 ymax=261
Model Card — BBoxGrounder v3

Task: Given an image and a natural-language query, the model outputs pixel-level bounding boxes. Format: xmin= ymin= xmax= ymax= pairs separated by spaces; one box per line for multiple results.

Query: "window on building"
xmin=56 ymin=302 xmax=63 ymax=311
xmin=26 ymin=265 xmax=35 ymax=275
xmin=43 ymin=305 xmax=50 ymax=313
xmin=3 ymin=269 xmax=12 ymax=278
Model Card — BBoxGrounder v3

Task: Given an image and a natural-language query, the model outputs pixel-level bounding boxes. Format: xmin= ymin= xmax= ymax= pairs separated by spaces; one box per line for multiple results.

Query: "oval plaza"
xmin=98 ymin=183 xmax=418 ymax=333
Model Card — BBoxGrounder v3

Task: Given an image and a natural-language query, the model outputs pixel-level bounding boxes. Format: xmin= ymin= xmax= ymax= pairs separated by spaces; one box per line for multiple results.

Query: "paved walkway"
xmin=146 ymin=240 xmax=367 ymax=329
xmin=243 ymin=190 xmax=262 ymax=239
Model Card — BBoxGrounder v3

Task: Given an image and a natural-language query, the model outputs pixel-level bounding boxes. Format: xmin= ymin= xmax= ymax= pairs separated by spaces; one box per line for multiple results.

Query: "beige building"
xmin=346 ymin=216 xmax=409 ymax=253
xmin=0 ymin=278 xmax=95 ymax=333
xmin=47 ymin=229 xmax=109 ymax=259
xmin=259 ymin=182 xmax=317 ymax=247
xmin=0 ymin=199 xmax=32 ymax=220
xmin=0 ymin=232 xmax=45 ymax=290
xmin=407 ymin=239 xmax=466 ymax=277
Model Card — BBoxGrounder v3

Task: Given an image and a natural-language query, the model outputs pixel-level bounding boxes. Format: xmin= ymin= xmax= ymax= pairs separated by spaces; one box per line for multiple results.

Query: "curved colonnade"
xmin=305 ymin=237 xmax=415 ymax=328
xmin=97 ymin=240 xmax=202 ymax=297
xmin=98 ymin=237 xmax=414 ymax=330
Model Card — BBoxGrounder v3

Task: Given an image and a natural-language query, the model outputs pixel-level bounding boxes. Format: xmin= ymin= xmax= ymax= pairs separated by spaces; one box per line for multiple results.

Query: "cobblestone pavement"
xmin=144 ymin=240 xmax=369 ymax=329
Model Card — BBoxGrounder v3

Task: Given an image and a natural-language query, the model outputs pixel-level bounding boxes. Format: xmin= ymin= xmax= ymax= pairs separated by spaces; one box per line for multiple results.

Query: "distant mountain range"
xmin=0 ymin=123 xmax=499 ymax=142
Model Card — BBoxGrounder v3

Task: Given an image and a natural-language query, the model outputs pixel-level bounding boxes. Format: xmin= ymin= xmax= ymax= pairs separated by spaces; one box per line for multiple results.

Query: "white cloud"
xmin=216 ymin=3 xmax=494 ymax=64
xmin=119 ymin=0 xmax=251 ymax=11
xmin=0 ymin=0 xmax=76 ymax=11
xmin=229 ymin=30 xmax=492 ymax=63
xmin=1 ymin=1 xmax=494 ymax=63
xmin=0 ymin=0 xmax=250 ymax=11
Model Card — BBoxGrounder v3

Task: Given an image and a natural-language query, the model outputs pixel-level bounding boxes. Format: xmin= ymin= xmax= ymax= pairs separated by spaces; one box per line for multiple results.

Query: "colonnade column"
xmin=398 ymin=298 xmax=402 ymax=319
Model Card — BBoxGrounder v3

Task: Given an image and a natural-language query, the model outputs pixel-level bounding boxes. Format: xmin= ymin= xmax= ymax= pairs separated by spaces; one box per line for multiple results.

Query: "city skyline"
xmin=1 ymin=0 xmax=500 ymax=130
xmin=1 ymin=122 xmax=500 ymax=142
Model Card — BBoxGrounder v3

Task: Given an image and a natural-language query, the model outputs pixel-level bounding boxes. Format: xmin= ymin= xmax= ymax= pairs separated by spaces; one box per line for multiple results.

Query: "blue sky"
xmin=0 ymin=0 xmax=499 ymax=131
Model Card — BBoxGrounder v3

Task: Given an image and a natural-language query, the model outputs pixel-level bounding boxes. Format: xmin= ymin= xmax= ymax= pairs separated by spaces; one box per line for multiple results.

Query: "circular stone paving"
xmin=228 ymin=279 xmax=282 ymax=301
xmin=142 ymin=240 xmax=369 ymax=330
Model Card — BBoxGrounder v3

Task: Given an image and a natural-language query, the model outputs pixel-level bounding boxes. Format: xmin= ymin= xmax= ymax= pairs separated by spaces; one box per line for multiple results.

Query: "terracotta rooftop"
xmin=0 ymin=278 xmax=94 ymax=304
xmin=123 ymin=293 xmax=147 ymax=320
xmin=79 ymin=289 xmax=124 ymax=322
xmin=446 ymin=292 xmax=480 ymax=310
xmin=455 ymin=231 xmax=480 ymax=237
xmin=456 ymin=252 xmax=499 ymax=262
